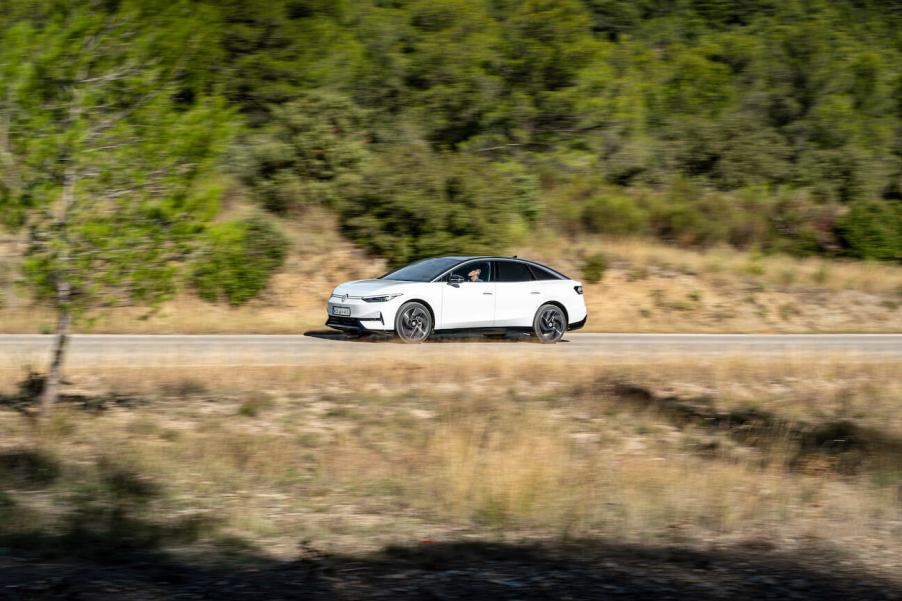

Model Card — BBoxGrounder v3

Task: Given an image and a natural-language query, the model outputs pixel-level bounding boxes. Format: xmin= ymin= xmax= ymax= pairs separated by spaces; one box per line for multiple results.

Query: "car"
xmin=325 ymin=256 xmax=587 ymax=343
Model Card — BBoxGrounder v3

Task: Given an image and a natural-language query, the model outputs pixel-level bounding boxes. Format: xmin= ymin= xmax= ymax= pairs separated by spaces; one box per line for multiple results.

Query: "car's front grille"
xmin=327 ymin=315 xmax=362 ymax=328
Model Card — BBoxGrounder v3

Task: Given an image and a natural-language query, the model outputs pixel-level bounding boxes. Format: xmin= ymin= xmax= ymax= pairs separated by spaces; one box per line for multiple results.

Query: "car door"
xmin=493 ymin=260 xmax=539 ymax=327
xmin=440 ymin=260 xmax=496 ymax=329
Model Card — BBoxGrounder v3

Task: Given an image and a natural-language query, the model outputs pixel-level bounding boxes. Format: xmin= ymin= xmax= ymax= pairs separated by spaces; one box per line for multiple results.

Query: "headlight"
xmin=362 ymin=293 xmax=402 ymax=303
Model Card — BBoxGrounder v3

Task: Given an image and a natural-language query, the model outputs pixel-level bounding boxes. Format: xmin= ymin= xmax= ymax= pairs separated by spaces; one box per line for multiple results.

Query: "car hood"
xmin=332 ymin=279 xmax=411 ymax=297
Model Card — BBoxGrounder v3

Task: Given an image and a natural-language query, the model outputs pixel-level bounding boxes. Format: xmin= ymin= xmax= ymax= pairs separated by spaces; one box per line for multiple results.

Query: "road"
xmin=0 ymin=333 xmax=900 ymax=367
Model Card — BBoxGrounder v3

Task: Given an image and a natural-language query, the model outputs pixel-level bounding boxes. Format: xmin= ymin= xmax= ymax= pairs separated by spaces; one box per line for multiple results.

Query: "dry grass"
xmin=531 ymin=234 xmax=902 ymax=295
xmin=522 ymin=233 xmax=902 ymax=333
xmin=1 ymin=354 xmax=900 ymax=571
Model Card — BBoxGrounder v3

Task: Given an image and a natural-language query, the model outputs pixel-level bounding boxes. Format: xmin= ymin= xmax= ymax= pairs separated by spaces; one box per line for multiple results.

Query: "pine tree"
xmin=0 ymin=1 xmax=234 ymax=411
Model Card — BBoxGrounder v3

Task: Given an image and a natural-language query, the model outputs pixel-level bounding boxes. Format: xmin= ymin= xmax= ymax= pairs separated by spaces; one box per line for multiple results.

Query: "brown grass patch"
xmin=1 ymin=354 xmax=899 ymax=566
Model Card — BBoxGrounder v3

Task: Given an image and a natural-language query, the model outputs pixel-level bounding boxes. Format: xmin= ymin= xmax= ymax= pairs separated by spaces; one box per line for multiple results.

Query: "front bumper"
xmin=325 ymin=315 xmax=385 ymax=332
xmin=326 ymin=296 xmax=398 ymax=331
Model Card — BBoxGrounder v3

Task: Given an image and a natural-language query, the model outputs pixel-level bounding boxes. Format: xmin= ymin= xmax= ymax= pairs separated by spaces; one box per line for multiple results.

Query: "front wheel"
xmin=532 ymin=304 xmax=566 ymax=344
xmin=395 ymin=301 xmax=432 ymax=343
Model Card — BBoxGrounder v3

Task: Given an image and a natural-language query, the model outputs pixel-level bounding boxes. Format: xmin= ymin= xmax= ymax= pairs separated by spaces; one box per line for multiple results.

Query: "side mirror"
xmin=448 ymin=274 xmax=465 ymax=286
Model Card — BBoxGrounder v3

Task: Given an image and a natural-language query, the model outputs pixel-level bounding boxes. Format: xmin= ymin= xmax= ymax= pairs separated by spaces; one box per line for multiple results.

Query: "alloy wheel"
xmin=534 ymin=305 xmax=565 ymax=343
xmin=396 ymin=302 xmax=432 ymax=343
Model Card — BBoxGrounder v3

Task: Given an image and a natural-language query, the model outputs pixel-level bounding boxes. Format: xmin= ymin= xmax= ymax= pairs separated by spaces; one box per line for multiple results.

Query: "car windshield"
xmin=380 ymin=257 xmax=462 ymax=282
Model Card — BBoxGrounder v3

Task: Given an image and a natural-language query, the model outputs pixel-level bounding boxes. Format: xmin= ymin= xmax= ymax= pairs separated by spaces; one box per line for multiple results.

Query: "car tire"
xmin=395 ymin=301 xmax=433 ymax=343
xmin=532 ymin=304 xmax=566 ymax=344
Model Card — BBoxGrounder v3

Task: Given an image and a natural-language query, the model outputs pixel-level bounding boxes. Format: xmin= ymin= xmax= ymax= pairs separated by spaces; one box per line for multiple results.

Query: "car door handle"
xmin=483 ymin=292 xmax=493 ymax=295
xmin=530 ymin=291 xmax=540 ymax=295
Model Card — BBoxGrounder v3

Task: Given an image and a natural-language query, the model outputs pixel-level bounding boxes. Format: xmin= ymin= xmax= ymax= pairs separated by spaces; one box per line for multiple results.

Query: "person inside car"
xmin=468 ymin=268 xmax=483 ymax=282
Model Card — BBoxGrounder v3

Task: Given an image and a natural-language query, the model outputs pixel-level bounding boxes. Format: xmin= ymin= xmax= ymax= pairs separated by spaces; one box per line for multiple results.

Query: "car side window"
xmin=449 ymin=261 xmax=492 ymax=283
xmin=528 ymin=265 xmax=558 ymax=280
xmin=496 ymin=261 xmax=534 ymax=282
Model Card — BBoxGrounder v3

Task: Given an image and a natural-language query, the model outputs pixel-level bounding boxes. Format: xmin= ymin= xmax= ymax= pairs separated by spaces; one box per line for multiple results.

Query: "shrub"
xmin=644 ymin=183 xmax=730 ymax=247
xmin=837 ymin=200 xmax=902 ymax=262
xmin=238 ymin=395 xmax=274 ymax=417
xmin=0 ymin=449 xmax=61 ymax=488
xmin=232 ymin=91 xmax=370 ymax=213
xmin=760 ymin=194 xmax=839 ymax=257
xmin=581 ymin=252 xmax=607 ymax=284
xmin=339 ymin=147 xmax=539 ymax=265
xmin=582 ymin=192 xmax=649 ymax=235
xmin=192 ymin=217 xmax=288 ymax=305
xmin=811 ymin=264 xmax=830 ymax=285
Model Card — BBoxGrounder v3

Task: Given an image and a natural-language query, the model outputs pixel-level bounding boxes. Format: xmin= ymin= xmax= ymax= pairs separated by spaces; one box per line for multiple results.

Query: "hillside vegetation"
xmin=210 ymin=0 xmax=902 ymax=264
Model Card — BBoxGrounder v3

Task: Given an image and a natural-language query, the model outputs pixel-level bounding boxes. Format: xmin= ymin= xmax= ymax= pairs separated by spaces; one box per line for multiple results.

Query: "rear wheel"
xmin=395 ymin=301 xmax=432 ymax=343
xmin=532 ymin=304 xmax=566 ymax=344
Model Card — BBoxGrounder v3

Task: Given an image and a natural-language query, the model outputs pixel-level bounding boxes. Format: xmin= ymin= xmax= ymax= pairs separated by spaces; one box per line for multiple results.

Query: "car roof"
xmin=433 ymin=256 xmax=570 ymax=279
xmin=438 ymin=255 xmax=531 ymax=261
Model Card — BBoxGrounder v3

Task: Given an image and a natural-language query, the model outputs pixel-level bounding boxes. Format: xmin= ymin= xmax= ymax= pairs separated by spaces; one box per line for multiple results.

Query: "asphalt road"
xmin=0 ymin=333 xmax=900 ymax=367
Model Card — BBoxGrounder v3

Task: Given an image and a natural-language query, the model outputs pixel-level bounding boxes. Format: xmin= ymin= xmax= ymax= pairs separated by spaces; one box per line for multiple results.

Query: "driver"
xmin=468 ymin=268 xmax=483 ymax=282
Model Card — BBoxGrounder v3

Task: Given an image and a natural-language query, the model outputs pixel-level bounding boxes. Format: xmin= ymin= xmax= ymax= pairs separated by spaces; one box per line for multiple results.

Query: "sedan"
xmin=325 ymin=256 xmax=587 ymax=343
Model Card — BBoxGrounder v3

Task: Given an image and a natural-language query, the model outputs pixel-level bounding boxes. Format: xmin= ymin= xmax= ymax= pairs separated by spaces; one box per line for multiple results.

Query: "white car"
xmin=326 ymin=256 xmax=587 ymax=343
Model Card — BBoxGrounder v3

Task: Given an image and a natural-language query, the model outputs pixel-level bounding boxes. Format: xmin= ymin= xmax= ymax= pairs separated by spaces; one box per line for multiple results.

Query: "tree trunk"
xmin=40 ymin=298 xmax=70 ymax=414
xmin=40 ymin=167 xmax=77 ymax=414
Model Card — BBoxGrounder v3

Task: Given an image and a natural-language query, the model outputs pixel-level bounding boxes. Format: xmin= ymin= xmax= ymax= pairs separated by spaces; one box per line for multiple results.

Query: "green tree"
xmin=0 ymin=1 xmax=235 ymax=411
xmin=838 ymin=200 xmax=902 ymax=261
xmin=402 ymin=0 xmax=504 ymax=148
xmin=192 ymin=217 xmax=288 ymax=305
xmin=339 ymin=145 xmax=539 ymax=265
xmin=231 ymin=91 xmax=370 ymax=212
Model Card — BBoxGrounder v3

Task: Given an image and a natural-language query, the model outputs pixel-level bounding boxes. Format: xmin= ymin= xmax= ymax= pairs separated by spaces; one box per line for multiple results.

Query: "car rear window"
xmin=496 ymin=261 xmax=534 ymax=282
xmin=527 ymin=264 xmax=563 ymax=280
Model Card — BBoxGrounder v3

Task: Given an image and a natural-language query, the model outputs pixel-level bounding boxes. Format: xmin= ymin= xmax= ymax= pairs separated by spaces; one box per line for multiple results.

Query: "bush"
xmin=837 ymin=200 xmax=902 ymax=262
xmin=231 ymin=92 xmax=370 ymax=213
xmin=648 ymin=199 xmax=725 ymax=247
xmin=582 ymin=193 xmax=649 ymax=235
xmin=339 ymin=147 xmax=539 ymax=265
xmin=192 ymin=217 xmax=288 ymax=305
xmin=238 ymin=395 xmax=274 ymax=417
xmin=581 ymin=252 xmax=607 ymax=284
xmin=543 ymin=178 xmax=648 ymax=236
xmin=645 ymin=180 xmax=734 ymax=246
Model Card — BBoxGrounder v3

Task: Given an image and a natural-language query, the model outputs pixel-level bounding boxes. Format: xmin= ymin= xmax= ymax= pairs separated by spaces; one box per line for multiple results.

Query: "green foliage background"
xmin=3 ymin=0 xmax=902 ymax=281
xmin=192 ymin=217 xmax=288 ymax=305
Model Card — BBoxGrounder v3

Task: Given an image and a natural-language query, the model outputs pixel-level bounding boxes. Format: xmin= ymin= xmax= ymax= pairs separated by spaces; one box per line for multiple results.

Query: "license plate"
xmin=332 ymin=305 xmax=351 ymax=317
